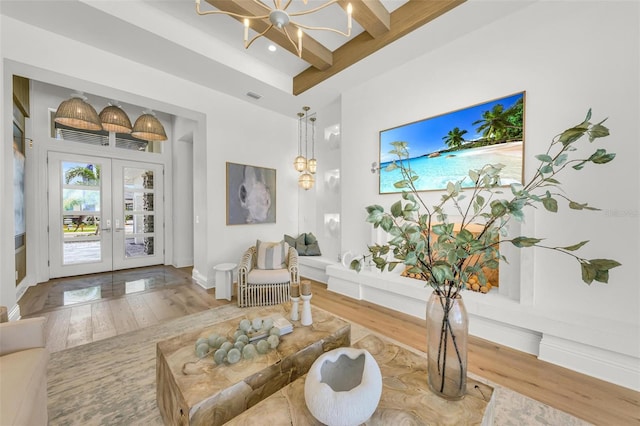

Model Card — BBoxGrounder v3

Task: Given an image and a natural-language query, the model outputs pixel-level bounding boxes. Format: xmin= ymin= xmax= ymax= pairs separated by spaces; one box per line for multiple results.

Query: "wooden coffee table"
xmin=156 ymin=305 xmax=350 ymax=426
xmin=227 ymin=334 xmax=495 ymax=425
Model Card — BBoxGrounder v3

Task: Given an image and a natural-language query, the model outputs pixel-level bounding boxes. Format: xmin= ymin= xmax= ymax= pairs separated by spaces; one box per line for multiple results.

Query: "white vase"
xmin=304 ymin=347 xmax=382 ymax=426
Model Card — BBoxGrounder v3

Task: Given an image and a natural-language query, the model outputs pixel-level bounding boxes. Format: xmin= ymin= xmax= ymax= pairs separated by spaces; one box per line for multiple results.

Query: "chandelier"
xmin=195 ymin=0 xmax=353 ymax=58
xmin=295 ymin=106 xmax=317 ymax=190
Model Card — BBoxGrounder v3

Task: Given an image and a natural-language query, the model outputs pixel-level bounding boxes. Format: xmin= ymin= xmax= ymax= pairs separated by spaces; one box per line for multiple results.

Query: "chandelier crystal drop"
xmin=195 ymin=0 xmax=353 ymax=58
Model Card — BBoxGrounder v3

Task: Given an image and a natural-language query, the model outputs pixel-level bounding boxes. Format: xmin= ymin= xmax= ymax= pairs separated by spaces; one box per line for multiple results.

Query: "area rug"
xmin=47 ymin=304 xmax=591 ymax=425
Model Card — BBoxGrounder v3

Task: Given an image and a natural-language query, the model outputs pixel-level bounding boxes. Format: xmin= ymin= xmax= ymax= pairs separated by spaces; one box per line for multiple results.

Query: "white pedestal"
xmin=214 ymin=262 xmax=236 ymax=301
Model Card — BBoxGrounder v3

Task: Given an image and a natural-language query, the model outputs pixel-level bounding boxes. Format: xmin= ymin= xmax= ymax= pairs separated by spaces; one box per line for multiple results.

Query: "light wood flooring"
xmin=20 ymin=266 xmax=639 ymax=425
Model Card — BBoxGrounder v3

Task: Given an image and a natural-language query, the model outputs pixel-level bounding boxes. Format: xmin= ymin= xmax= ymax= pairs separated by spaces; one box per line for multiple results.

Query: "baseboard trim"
xmin=192 ymin=268 xmax=212 ymax=290
xmin=539 ymin=334 xmax=640 ymax=391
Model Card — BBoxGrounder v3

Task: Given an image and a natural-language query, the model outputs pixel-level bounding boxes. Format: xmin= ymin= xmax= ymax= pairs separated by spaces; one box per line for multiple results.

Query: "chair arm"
xmin=238 ymin=246 xmax=256 ymax=287
xmin=287 ymin=246 xmax=300 ymax=285
xmin=0 ymin=317 xmax=46 ymax=356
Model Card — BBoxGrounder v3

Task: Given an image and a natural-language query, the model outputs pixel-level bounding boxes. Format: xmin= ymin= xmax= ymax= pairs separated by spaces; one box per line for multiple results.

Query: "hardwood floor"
xmin=20 ymin=266 xmax=639 ymax=425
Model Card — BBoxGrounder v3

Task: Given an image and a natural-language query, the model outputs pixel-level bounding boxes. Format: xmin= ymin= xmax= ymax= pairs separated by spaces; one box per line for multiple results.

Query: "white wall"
xmin=297 ymin=99 xmax=342 ymax=263
xmin=340 ymin=1 xmax=639 ymax=387
xmin=0 ymin=15 xmax=298 ymax=311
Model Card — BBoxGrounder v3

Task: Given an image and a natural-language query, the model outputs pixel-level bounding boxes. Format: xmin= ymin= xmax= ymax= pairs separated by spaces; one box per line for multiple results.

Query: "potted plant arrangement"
xmin=351 ymin=110 xmax=621 ymax=400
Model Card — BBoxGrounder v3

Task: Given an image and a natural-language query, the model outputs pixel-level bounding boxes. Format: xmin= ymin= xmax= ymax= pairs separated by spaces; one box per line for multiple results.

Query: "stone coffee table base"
xmin=227 ymin=334 xmax=495 ymax=425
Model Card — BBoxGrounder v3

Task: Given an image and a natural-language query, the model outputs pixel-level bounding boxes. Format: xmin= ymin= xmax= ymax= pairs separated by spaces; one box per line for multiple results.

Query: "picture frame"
xmin=226 ymin=162 xmax=276 ymax=225
xmin=379 ymin=91 xmax=525 ymax=194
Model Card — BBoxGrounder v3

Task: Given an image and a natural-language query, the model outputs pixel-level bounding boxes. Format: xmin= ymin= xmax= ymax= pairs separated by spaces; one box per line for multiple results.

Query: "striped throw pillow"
xmin=256 ymin=240 xmax=289 ymax=270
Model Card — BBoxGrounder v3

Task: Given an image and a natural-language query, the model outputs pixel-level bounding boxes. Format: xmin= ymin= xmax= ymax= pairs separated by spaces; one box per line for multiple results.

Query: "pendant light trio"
xmin=54 ymin=92 xmax=167 ymax=141
xmin=294 ymin=106 xmax=317 ymax=190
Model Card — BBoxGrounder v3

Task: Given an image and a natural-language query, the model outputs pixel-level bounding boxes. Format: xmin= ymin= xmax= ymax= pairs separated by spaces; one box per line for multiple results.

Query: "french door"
xmin=48 ymin=152 xmax=164 ymax=278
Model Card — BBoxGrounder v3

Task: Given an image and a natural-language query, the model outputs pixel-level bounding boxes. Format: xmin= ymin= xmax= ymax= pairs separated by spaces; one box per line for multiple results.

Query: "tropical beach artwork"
xmin=379 ymin=92 xmax=525 ymax=193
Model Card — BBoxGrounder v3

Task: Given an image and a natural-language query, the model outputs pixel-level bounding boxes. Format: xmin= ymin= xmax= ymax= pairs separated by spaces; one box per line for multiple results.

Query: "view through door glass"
xmin=62 ymin=161 xmax=103 ymax=264
xmin=112 ymin=161 xmax=164 ymax=270
xmin=49 ymin=153 xmax=164 ymax=278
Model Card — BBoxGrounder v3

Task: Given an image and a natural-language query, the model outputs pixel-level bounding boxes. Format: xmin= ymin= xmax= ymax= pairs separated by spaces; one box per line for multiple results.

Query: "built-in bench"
xmin=297 ymin=256 xmax=337 ymax=284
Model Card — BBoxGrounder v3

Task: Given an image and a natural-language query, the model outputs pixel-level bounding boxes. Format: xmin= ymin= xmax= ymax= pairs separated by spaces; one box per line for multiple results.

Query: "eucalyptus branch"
xmin=355 ymin=110 xmax=620 ymax=290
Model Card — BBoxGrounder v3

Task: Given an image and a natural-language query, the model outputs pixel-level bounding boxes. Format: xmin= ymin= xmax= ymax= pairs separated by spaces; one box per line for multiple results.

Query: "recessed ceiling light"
xmin=268 ymin=44 xmax=277 ymax=52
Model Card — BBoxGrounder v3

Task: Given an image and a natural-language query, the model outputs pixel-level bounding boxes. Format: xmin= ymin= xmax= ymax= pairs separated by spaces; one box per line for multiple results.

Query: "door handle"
xmin=102 ymin=219 xmax=111 ymax=232
xmin=115 ymin=228 xmax=125 ymax=232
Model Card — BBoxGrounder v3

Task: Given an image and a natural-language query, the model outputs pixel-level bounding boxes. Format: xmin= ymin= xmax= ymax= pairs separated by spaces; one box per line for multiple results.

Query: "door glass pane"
xmin=61 ymin=161 xmax=102 ymax=265
xmin=123 ymin=167 xmax=155 ymax=258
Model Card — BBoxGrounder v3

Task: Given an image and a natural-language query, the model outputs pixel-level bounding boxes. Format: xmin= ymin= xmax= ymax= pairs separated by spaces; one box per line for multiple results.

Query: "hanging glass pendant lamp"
xmin=307 ymin=116 xmax=317 ymax=174
xmin=298 ymin=171 xmax=315 ymax=190
xmin=54 ymin=92 xmax=103 ymax=131
xmin=293 ymin=111 xmax=307 ymax=172
xmin=132 ymin=109 xmax=167 ymax=141
xmin=99 ymin=102 xmax=132 ymax=133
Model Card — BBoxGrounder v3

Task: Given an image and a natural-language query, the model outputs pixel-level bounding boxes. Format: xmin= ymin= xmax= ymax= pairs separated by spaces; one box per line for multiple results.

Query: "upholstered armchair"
xmin=238 ymin=241 xmax=299 ymax=307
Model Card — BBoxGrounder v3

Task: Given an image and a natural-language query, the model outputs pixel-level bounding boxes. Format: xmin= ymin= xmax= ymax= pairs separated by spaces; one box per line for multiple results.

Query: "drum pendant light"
xmin=99 ymin=102 xmax=133 ymax=133
xmin=54 ymin=92 xmax=103 ymax=131
xmin=131 ymin=109 xmax=167 ymax=141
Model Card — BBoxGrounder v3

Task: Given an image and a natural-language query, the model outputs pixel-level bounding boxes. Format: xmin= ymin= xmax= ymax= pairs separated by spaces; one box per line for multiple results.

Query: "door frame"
xmin=47 ymin=151 xmax=165 ymax=278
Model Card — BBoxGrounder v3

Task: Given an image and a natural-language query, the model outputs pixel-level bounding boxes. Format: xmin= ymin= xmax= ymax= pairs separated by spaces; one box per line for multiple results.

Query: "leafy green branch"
xmin=351 ymin=110 xmax=621 ymax=296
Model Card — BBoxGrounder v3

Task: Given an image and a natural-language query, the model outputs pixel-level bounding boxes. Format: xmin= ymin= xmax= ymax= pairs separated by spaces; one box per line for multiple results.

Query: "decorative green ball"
xmin=252 ymin=318 xmax=263 ymax=330
xmin=239 ymin=319 xmax=252 ymax=332
xmin=236 ymin=334 xmax=249 ymax=345
xmin=227 ymin=348 xmax=241 ymax=364
xmin=262 ymin=318 xmax=274 ymax=330
xmin=233 ymin=330 xmax=245 ymax=340
xmin=214 ymin=336 xmax=227 ymax=349
xmin=242 ymin=344 xmax=257 ymax=360
xmin=267 ymin=334 xmax=280 ymax=349
xmin=207 ymin=334 xmax=219 ymax=347
xmin=234 ymin=341 xmax=246 ymax=351
xmin=195 ymin=342 xmax=210 ymax=358
xmin=256 ymin=339 xmax=269 ymax=354
xmin=220 ymin=341 xmax=234 ymax=353
xmin=213 ymin=348 xmax=227 ymax=365
xmin=269 ymin=327 xmax=281 ymax=337
xmin=195 ymin=337 xmax=208 ymax=348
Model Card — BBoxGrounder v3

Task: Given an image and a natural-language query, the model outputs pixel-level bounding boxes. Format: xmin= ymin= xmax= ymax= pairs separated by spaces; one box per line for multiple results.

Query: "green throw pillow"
xmin=305 ymin=232 xmax=318 ymax=245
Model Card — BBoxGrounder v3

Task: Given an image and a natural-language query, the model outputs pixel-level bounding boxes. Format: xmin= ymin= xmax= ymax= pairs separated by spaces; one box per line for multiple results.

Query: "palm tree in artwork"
xmin=442 ymin=127 xmax=468 ymax=149
xmin=472 ymin=104 xmax=515 ymax=142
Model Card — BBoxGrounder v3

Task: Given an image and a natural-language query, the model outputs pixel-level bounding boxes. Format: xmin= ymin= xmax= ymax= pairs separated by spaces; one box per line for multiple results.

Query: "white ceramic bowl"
xmin=304 ymin=347 xmax=382 ymax=426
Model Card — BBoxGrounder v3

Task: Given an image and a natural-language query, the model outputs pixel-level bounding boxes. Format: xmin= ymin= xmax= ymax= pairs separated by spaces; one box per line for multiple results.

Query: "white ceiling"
xmin=1 ymin=0 xmax=536 ymax=118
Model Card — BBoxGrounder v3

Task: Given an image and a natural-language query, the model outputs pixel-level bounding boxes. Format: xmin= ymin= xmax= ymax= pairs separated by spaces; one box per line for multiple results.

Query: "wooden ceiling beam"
xmin=293 ymin=0 xmax=467 ymax=95
xmin=205 ymin=0 xmax=333 ymax=70
xmin=340 ymin=0 xmax=390 ymax=38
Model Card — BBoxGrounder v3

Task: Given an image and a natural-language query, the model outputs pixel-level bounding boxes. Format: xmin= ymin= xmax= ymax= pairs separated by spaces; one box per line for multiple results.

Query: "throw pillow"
xmin=256 ymin=240 xmax=289 ymax=270
xmin=298 ymin=232 xmax=322 ymax=256
xmin=284 ymin=233 xmax=306 ymax=255
xmin=304 ymin=241 xmax=322 ymax=256
xmin=284 ymin=234 xmax=297 ymax=248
